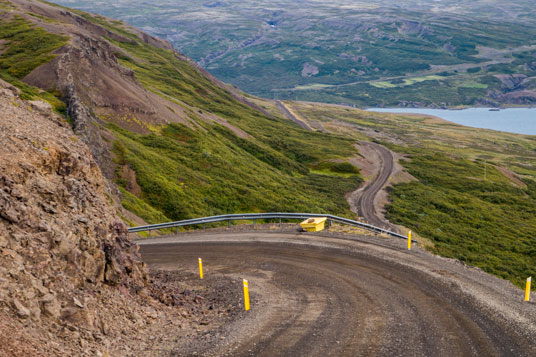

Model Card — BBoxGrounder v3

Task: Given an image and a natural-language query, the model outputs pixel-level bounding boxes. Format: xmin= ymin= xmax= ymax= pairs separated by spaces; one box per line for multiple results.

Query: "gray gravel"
xmin=138 ymin=231 xmax=536 ymax=356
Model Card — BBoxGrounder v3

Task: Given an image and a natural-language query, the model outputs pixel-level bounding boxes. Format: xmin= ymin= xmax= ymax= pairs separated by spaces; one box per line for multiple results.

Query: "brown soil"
xmin=496 ymin=166 xmax=527 ymax=188
xmin=120 ymin=165 xmax=142 ymax=196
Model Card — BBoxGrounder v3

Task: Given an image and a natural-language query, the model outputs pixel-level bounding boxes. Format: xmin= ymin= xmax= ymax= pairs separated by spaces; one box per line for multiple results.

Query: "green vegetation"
xmin=49 ymin=0 xmax=536 ymax=106
xmin=386 ymin=150 xmax=536 ymax=288
xmin=310 ymin=161 xmax=361 ymax=177
xmin=0 ymin=16 xmax=67 ymax=78
xmin=370 ymin=75 xmax=445 ymax=88
xmin=0 ymin=15 xmax=68 ymax=110
xmin=58 ymin=14 xmax=363 ymax=221
xmin=278 ymin=100 xmax=536 ymax=288
xmin=110 ymin=122 xmax=361 ymax=220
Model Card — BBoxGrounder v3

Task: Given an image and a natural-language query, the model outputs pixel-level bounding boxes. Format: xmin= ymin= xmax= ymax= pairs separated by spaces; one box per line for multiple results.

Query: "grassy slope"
xmin=95 ymin=18 xmax=362 ymax=222
xmin=281 ymin=100 xmax=536 ymax=288
xmin=0 ymin=14 xmax=67 ymax=111
xmin=0 ymin=5 xmax=362 ymax=224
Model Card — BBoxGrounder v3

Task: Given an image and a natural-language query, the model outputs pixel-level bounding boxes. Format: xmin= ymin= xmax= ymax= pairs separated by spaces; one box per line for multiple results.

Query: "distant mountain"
xmin=50 ymin=0 xmax=536 ymax=107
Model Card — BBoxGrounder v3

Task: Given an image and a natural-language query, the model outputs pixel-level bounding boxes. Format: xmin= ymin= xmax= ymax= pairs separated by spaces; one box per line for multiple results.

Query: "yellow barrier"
xmin=198 ymin=258 xmax=203 ymax=279
xmin=243 ymin=279 xmax=250 ymax=311
xmin=408 ymin=230 xmax=412 ymax=250
xmin=525 ymin=277 xmax=532 ymax=302
xmin=300 ymin=217 xmax=327 ymax=232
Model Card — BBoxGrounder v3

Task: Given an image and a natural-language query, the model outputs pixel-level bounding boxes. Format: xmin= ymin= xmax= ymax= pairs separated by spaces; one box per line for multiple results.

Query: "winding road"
xmin=139 ymin=232 xmax=536 ymax=356
xmin=276 ymin=100 xmax=395 ymax=230
xmin=354 ymin=141 xmax=395 ymax=229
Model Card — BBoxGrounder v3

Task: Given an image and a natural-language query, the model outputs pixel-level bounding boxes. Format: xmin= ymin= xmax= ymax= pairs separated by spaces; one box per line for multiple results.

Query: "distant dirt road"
xmin=139 ymin=232 xmax=536 ymax=356
xmin=355 ymin=141 xmax=395 ymax=229
xmin=276 ymin=101 xmax=311 ymax=130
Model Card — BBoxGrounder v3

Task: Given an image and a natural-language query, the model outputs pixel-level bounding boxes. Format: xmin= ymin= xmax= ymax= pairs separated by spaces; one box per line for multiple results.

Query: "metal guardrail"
xmin=127 ymin=213 xmax=409 ymax=241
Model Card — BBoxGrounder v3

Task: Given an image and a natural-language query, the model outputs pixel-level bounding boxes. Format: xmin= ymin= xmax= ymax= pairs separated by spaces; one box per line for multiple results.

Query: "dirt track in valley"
xmin=138 ymin=232 xmax=536 ymax=356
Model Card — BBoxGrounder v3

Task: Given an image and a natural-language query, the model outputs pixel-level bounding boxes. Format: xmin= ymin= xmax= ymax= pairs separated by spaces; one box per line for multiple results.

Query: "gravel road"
xmin=355 ymin=141 xmax=395 ymax=230
xmin=138 ymin=232 xmax=536 ymax=356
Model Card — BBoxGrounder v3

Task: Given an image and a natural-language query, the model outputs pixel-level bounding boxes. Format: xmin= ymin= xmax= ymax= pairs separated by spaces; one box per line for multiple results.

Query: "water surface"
xmin=367 ymin=108 xmax=536 ymax=135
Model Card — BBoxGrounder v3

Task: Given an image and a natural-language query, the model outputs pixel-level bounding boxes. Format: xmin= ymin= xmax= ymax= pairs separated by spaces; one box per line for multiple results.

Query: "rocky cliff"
xmin=0 ymin=79 xmax=171 ymax=355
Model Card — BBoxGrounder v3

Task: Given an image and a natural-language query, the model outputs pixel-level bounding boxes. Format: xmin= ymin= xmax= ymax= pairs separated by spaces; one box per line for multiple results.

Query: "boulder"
xmin=12 ymin=298 xmax=31 ymax=319
xmin=40 ymin=294 xmax=61 ymax=319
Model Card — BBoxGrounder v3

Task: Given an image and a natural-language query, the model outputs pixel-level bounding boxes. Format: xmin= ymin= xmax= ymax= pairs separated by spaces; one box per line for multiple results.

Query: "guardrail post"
xmin=228 ymin=220 xmax=231 ymax=228
xmin=175 ymin=226 xmax=178 ymax=234
xmin=149 ymin=229 xmax=152 ymax=238
xmin=253 ymin=219 xmax=256 ymax=229
xmin=203 ymin=223 xmax=206 ymax=231
xmin=279 ymin=218 xmax=282 ymax=228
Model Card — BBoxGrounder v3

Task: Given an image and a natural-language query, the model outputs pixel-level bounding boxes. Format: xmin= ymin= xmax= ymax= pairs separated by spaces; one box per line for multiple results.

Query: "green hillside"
xmin=0 ymin=3 xmax=362 ymax=224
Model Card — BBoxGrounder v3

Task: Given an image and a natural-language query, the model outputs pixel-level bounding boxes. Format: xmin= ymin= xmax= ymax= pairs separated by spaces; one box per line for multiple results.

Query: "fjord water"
xmin=368 ymin=108 xmax=536 ymax=135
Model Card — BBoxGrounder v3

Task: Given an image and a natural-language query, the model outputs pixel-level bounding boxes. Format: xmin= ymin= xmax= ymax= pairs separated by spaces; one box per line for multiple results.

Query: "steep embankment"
xmin=0 ymin=78 xmax=146 ymax=354
xmin=0 ymin=0 xmax=363 ymax=226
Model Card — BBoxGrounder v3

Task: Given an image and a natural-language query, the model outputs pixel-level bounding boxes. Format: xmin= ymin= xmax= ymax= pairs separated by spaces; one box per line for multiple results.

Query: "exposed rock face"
xmin=301 ymin=62 xmax=319 ymax=77
xmin=0 ymin=79 xmax=150 ymax=354
xmin=494 ymin=74 xmax=528 ymax=90
xmin=487 ymin=74 xmax=536 ymax=105
xmin=12 ymin=0 xmax=190 ymax=180
xmin=397 ymin=21 xmax=431 ymax=37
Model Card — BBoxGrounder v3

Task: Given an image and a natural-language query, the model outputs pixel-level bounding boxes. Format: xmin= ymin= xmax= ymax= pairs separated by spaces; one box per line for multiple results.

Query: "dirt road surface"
xmin=354 ymin=142 xmax=395 ymax=229
xmin=276 ymin=101 xmax=311 ymax=130
xmin=139 ymin=232 xmax=536 ymax=356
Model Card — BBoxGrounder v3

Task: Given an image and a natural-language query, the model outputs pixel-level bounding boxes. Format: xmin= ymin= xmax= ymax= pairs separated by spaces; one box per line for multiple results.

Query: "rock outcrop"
xmin=0 ymin=79 xmax=151 ymax=354
xmin=11 ymin=0 xmax=190 ymax=179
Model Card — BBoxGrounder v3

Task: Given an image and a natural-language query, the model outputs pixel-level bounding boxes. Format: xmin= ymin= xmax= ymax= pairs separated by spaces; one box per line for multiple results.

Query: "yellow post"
xmin=243 ymin=279 xmax=250 ymax=311
xmin=198 ymin=258 xmax=203 ymax=279
xmin=408 ymin=230 xmax=412 ymax=250
xmin=525 ymin=277 xmax=532 ymax=302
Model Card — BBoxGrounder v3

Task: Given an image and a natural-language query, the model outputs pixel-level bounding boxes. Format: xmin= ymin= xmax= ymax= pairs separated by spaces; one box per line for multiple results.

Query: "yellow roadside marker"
xmin=525 ymin=277 xmax=532 ymax=302
xmin=198 ymin=258 xmax=203 ymax=279
xmin=408 ymin=230 xmax=412 ymax=250
xmin=243 ymin=279 xmax=250 ymax=311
